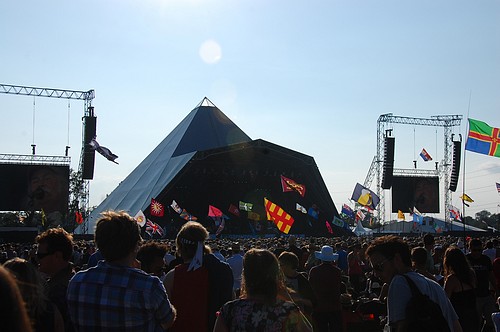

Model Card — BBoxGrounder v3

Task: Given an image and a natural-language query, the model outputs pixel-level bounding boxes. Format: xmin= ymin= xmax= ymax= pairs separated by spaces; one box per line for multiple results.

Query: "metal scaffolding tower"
xmin=365 ymin=113 xmax=462 ymax=224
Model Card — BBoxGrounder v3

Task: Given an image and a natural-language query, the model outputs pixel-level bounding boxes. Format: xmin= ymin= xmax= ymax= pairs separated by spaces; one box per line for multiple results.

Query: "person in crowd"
xmin=365 ymin=235 xmax=462 ymax=332
xmin=137 ymin=241 xmax=167 ymax=278
xmin=278 ymin=251 xmax=316 ymax=316
xmin=443 ymin=246 xmax=480 ymax=332
xmin=86 ymin=248 xmax=103 ymax=268
xmin=4 ymin=257 xmax=64 ymax=332
xmin=210 ymin=242 xmax=225 ymax=261
xmin=411 ymin=246 xmax=438 ymax=281
xmin=348 ymin=243 xmax=365 ymax=294
xmin=226 ymin=242 xmax=244 ymax=295
xmin=484 ymin=241 xmax=497 ymax=263
xmin=467 ymin=238 xmax=497 ymax=332
xmin=163 ymin=221 xmax=233 ymax=332
xmin=309 ymin=245 xmax=343 ymax=332
xmin=335 ymin=242 xmax=348 ymax=275
xmin=0 ymin=265 xmax=34 ymax=332
xmin=423 ymin=233 xmax=437 ymax=275
xmin=67 ymin=210 xmax=176 ymax=331
xmin=214 ymin=248 xmax=312 ymax=331
xmin=287 ymin=236 xmax=304 ymax=270
xmin=304 ymin=242 xmax=320 ymax=273
xmin=36 ymin=227 xmax=75 ymax=331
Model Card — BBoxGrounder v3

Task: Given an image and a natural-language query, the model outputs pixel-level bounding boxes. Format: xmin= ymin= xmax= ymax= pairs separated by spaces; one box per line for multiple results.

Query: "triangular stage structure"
xmin=80 ymin=98 xmax=349 ymax=236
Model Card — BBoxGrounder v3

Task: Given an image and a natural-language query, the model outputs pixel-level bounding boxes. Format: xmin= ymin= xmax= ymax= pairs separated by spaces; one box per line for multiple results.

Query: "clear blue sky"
xmin=1 ymin=0 xmax=499 ymax=221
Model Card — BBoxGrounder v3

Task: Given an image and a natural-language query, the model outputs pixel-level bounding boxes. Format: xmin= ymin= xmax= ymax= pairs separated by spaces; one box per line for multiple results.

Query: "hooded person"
xmin=163 ymin=221 xmax=233 ymax=332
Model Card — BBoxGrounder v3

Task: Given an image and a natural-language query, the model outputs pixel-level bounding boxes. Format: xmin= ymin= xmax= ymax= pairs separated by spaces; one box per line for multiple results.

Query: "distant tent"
xmin=352 ymin=220 xmax=373 ymax=236
xmin=78 ymin=98 xmax=349 ymax=236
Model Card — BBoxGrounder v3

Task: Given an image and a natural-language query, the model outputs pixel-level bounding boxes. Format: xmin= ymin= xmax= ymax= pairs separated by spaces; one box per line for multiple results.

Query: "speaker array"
xmin=449 ymin=140 xmax=461 ymax=192
xmin=82 ymin=114 xmax=97 ymax=180
xmin=381 ymin=137 xmax=395 ymax=189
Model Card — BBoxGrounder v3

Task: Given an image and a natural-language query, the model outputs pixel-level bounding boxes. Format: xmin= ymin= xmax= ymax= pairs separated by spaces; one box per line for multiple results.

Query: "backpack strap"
xmin=402 ymin=274 xmax=422 ymax=297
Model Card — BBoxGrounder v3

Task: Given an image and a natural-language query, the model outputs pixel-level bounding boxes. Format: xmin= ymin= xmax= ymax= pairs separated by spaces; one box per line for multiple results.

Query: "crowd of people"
xmin=1 ymin=211 xmax=500 ymax=331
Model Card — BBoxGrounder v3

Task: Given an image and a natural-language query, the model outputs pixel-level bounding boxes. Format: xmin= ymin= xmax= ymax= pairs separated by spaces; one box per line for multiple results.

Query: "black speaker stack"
xmin=82 ymin=107 xmax=97 ymax=180
xmin=381 ymin=136 xmax=395 ymax=189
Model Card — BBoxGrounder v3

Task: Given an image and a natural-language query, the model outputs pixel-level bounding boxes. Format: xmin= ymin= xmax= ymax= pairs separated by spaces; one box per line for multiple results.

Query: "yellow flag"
xmin=41 ymin=209 xmax=46 ymax=226
xmin=460 ymin=194 xmax=474 ymax=203
xmin=397 ymin=210 xmax=405 ymax=220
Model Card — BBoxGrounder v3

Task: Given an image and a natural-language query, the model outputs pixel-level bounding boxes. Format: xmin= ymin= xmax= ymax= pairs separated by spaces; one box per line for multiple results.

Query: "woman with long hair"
xmin=4 ymin=257 xmax=64 ymax=332
xmin=443 ymin=246 xmax=479 ymax=332
xmin=214 ymin=248 xmax=312 ymax=332
xmin=0 ymin=265 xmax=33 ymax=332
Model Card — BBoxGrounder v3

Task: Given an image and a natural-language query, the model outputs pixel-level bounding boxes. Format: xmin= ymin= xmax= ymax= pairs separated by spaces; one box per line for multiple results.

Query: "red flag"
xmin=280 ymin=175 xmax=306 ymax=197
xmin=325 ymin=221 xmax=333 ymax=234
xmin=208 ymin=205 xmax=223 ymax=217
xmin=228 ymin=204 xmax=240 ymax=217
xmin=150 ymin=198 xmax=164 ymax=217
xmin=264 ymin=198 xmax=295 ymax=234
xmin=75 ymin=211 xmax=84 ymax=225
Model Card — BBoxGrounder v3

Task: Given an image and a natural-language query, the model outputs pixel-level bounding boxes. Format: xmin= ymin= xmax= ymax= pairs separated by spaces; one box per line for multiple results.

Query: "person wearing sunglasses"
xmin=35 ymin=228 xmax=75 ymax=332
xmin=365 ymin=235 xmax=462 ymax=332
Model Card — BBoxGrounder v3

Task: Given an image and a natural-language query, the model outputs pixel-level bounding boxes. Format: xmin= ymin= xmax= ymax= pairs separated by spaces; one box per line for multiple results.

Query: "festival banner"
xmin=134 ymin=210 xmax=147 ymax=227
xmin=280 ymin=175 xmax=306 ymax=197
xmin=351 ymin=183 xmax=380 ymax=210
xmin=150 ymin=198 xmax=164 ymax=217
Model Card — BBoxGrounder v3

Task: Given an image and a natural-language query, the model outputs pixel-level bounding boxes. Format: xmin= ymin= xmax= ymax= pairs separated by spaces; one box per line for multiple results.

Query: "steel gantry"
xmin=365 ymin=113 xmax=462 ymax=224
xmin=0 ymin=83 xmax=95 ymax=233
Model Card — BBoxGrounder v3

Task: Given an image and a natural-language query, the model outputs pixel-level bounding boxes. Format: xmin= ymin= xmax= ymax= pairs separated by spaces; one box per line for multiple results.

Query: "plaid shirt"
xmin=67 ymin=261 xmax=175 ymax=331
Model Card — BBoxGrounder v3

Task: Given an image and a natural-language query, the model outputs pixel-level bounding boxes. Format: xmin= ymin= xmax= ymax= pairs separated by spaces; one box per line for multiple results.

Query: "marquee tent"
xmin=79 ymin=98 xmax=349 ymax=237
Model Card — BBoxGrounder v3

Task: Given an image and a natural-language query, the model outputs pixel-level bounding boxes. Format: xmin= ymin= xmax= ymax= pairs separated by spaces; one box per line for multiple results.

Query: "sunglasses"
xmin=371 ymin=258 xmax=389 ymax=272
xmin=36 ymin=251 xmax=54 ymax=260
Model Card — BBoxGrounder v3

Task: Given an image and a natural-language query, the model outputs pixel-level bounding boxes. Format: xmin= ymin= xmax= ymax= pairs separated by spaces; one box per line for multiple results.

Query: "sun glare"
xmin=199 ymin=39 xmax=222 ymax=64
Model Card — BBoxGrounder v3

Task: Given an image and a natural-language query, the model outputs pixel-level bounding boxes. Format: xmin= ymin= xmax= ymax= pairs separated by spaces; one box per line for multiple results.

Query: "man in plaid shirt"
xmin=67 ymin=211 xmax=176 ymax=331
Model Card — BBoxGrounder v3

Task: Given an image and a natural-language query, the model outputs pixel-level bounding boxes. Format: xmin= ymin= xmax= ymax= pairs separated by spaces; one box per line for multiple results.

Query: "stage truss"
xmin=0 ymin=83 xmax=95 ymax=233
xmin=364 ymin=113 xmax=462 ymax=224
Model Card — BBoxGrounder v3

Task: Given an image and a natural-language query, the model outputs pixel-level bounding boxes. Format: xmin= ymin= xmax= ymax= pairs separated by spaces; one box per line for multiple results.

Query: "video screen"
xmin=0 ymin=164 xmax=69 ymax=214
xmin=391 ymin=176 xmax=440 ymax=213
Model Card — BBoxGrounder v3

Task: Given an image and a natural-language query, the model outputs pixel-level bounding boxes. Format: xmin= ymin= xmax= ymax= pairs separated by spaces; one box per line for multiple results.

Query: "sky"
xmin=1 ymin=0 xmax=499 ymax=222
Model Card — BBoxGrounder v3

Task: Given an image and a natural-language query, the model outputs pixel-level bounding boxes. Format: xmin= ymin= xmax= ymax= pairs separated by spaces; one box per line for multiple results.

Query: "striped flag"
xmin=419 ymin=148 xmax=433 ymax=161
xmin=496 ymin=182 xmax=500 ymax=194
xmin=264 ymin=198 xmax=295 ymax=234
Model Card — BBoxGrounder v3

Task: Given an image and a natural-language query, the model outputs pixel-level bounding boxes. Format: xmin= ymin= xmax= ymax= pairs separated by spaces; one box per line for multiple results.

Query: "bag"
xmin=401 ymin=274 xmax=450 ymax=332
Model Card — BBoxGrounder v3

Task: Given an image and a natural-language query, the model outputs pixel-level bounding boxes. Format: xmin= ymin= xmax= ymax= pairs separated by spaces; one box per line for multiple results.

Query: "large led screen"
xmin=0 ymin=164 xmax=69 ymax=214
xmin=391 ymin=176 xmax=440 ymax=213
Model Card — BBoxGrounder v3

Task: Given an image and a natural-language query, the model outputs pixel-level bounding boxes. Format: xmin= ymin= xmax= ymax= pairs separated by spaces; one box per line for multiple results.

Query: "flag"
xmin=449 ymin=206 xmax=461 ymax=221
xmin=460 ymin=194 xmax=474 ymax=203
xmin=308 ymin=205 xmax=319 ymax=220
xmin=247 ymin=211 xmax=261 ymax=221
xmin=239 ymin=201 xmax=253 ymax=211
xmin=296 ymin=203 xmax=307 ymax=214
xmin=208 ymin=205 xmax=223 ymax=217
xmin=134 ymin=210 xmax=146 ymax=227
xmin=419 ymin=148 xmax=433 ymax=161
xmin=228 ymin=204 xmax=240 ymax=217
xmin=264 ymin=198 xmax=295 ymax=234
xmin=332 ymin=216 xmax=344 ymax=227
xmin=41 ymin=209 xmax=46 ymax=226
xmin=351 ymin=183 xmax=380 ymax=210
xmin=341 ymin=204 xmax=355 ymax=219
xmin=150 ymin=198 xmax=164 ymax=217
xmin=145 ymin=219 xmax=164 ymax=237
xmin=325 ymin=221 xmax=333 ymax=234
xmin=180 ymin=209 xmax=197 ymax=221
xmin=397 ymin=210 xmax=405 ymax=220
xmin=497 ymin=182 xmax=500 ymax=194
xmin=170 ymin=200 xmax=182 ymax=214
xmin=75 ymin=211 xmax=84 ymax=225
xmin=215 ymin=219 xmax=225 ymax=236
xmin=89 ymin=138 xmax=119 ymax=164
xmin=280 ymin=175 xmax=306 ymax=197
xmin=465 ymin=118 xmax=500 ymax=158
xmin=355 ymin=209 xmax=365 ymax=222
xmin=412 ymin=208 xmax=423 ymax=224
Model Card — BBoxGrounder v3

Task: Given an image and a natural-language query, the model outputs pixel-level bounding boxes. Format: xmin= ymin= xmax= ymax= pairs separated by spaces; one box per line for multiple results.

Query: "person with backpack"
xmin=365 ymin=235 xmax=462 ymax=332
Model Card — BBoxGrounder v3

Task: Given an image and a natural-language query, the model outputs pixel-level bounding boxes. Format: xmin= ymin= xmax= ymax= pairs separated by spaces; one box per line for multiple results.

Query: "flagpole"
xmin=462 ymin=91 xmax=472 ymax=246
